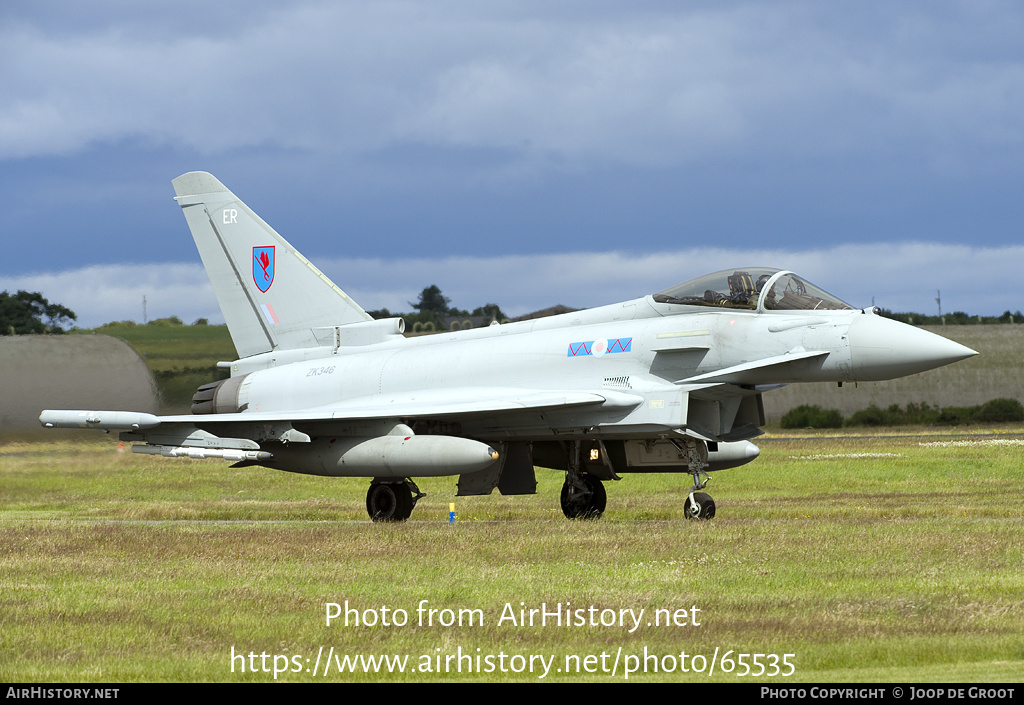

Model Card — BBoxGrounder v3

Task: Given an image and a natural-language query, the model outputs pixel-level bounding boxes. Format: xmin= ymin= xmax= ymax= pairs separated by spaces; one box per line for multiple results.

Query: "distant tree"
xmin=147 ymin=316 xmax=184 ymax=327
xmin=366 ymin=308 xmax=393 ymax=320
xmin=472 ymin=303 xmax=507 ymax=322
xmin=385 ymin=284 xmax=513 ymax=333
xmin=0 ymin=290 xmax=77 ymax=334
xmin=410 ymin=285 xmax=451 ymax=316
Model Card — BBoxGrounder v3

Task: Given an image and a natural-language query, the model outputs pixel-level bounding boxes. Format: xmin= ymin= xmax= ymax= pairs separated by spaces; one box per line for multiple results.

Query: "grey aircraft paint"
xmin=40 ymin=173 xmax=977 ymax=521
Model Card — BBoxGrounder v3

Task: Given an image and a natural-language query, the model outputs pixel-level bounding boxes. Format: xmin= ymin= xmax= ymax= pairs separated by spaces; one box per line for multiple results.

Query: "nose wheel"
xmin=684 ymin=491 xmax=716 ymax=520
xmin=677 ymin=438 xmax=715 ymax=520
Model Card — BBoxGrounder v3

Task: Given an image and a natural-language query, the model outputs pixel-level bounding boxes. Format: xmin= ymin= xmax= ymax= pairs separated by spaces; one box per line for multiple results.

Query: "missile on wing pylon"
xmin=131 ymin=445 xmax=274 ymax=462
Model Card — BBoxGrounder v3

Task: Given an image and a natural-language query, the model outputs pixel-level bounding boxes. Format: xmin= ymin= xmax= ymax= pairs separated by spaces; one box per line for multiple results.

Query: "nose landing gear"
xmin=684 ymin=490 xmax=716 ymax=520
xmin=680 ymin=440 xmax=715 ymax=520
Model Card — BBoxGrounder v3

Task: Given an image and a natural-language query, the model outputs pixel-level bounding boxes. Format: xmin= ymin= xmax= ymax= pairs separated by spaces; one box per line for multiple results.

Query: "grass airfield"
xmin=1 ymin=428 xmax=1022 ymax=682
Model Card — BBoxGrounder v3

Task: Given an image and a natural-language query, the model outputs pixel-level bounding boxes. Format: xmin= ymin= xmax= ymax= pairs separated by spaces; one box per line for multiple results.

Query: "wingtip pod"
xmin=39 ymin=410 xmax=161 ymax=430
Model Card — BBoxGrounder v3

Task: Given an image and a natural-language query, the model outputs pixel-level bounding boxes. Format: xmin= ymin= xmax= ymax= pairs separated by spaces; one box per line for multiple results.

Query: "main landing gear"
xmin=681 ymin=440 xmax=715 ymax=520
xmin=560 ymin=474 xmax=607 ymax=519
xmin=560 ymin=440 xmax=607 ymax=519
xmin=366 ymin=479 xmax=424 ymax=522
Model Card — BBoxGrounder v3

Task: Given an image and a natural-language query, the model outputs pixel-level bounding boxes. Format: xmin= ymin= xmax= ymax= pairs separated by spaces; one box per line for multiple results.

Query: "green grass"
xmin=73 ymin=322 xmax=236 ymax=371
xmin=2 ymin=430 xmax=1022 ymax=682
xmin=72 ymin=324 xmax=237 ymax=412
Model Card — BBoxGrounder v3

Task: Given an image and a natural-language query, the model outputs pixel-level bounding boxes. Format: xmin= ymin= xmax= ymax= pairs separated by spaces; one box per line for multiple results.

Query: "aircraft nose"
xmin=848 ymin=313 xmax=977 ymax=381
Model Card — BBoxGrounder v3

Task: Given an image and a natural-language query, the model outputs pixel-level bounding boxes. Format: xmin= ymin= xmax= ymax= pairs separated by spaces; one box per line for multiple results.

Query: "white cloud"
xmin=0 ymin=264 xmax=216 ymax=328
xmin=3 ymin=243 xmax=1018 ymax=329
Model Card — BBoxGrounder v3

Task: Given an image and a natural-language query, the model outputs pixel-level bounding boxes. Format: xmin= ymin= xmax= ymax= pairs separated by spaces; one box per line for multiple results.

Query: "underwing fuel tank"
xmin=270 ymin=434 xmax=501 ymax=478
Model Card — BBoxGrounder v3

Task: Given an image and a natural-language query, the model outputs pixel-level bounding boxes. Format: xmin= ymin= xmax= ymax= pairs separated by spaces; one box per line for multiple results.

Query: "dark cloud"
xmin=1 ymin=1 xmax=1021 ymax=294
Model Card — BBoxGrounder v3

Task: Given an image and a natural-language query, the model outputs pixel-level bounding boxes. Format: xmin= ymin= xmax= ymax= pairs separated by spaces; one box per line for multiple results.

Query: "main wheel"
xmin=684 ymin=491 xmax=716 ymax=520
xmin=560 ymin=475 xmax=607 ymax=519
xmin=366 ymin=482 xmax=414 ymax=521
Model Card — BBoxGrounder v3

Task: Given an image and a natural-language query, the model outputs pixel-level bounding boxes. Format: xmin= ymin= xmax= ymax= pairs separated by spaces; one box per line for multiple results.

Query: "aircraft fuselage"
xmin=207 ymin=293 xmax=968 ymax=445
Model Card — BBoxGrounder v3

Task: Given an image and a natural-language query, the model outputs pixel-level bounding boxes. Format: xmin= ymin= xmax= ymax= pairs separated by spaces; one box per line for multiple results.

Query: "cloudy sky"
xmin=1 ymin=1 xmax=1022 ymax=327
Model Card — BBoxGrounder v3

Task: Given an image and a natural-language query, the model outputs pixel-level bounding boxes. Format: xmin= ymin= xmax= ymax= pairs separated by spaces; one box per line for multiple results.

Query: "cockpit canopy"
xmin=653 ymin=268 xmax=854 ymax=312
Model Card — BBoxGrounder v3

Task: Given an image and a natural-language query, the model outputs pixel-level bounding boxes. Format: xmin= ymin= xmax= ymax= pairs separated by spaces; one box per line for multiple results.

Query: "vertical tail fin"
xmin=172 ymin=172 xmax=371 ymax=358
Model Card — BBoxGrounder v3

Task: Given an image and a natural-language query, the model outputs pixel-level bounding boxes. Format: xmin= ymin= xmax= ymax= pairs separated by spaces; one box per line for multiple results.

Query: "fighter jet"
xmin=40 ymin=172 xmax=977 ymax=521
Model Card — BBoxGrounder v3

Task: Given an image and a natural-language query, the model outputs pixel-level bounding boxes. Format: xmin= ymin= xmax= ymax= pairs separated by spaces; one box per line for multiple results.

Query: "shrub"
xmin=937 ymin=406 xmax=977 ymax=425
xmin=147 ymin=316 xmax=184 ymax=327
xmin=797 ymin=398 xmax=1022 ymax=429
xmin=975 ymin=398 xmax=1024 ymax=423
xmin=781 ymin=404 xmax=844 ymax=429
xmin=846 ymin=404 xmax=900 ymax=427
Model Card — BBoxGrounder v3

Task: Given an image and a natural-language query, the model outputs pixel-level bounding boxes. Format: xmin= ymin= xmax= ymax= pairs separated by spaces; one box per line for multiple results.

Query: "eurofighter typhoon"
xmin=40 ymin=172 xmax=977 ymax=521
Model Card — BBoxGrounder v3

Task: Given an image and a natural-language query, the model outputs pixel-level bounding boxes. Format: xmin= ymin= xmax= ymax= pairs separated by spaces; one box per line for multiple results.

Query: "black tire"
xmin=684 ymin=491 xmax=716 ymax=520
xmin=560 ymin=475 xmax=606 ymax=520
xmin=366 ymin=482 xmax=414 ymax=521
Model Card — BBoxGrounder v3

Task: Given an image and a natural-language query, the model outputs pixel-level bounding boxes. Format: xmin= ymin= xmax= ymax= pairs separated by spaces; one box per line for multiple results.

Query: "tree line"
xmin=879 ymin=309 xmax=1023 ymax=325
xmin=3 ymin=286 xmax=1023 ymax=335
xmin=0 ymin=291 xmax=76 ymax=335
xmin=366 ymin=284 xmax=508 ymax=331
xmin=781 ymin=398 xmax=1024 ymax=429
